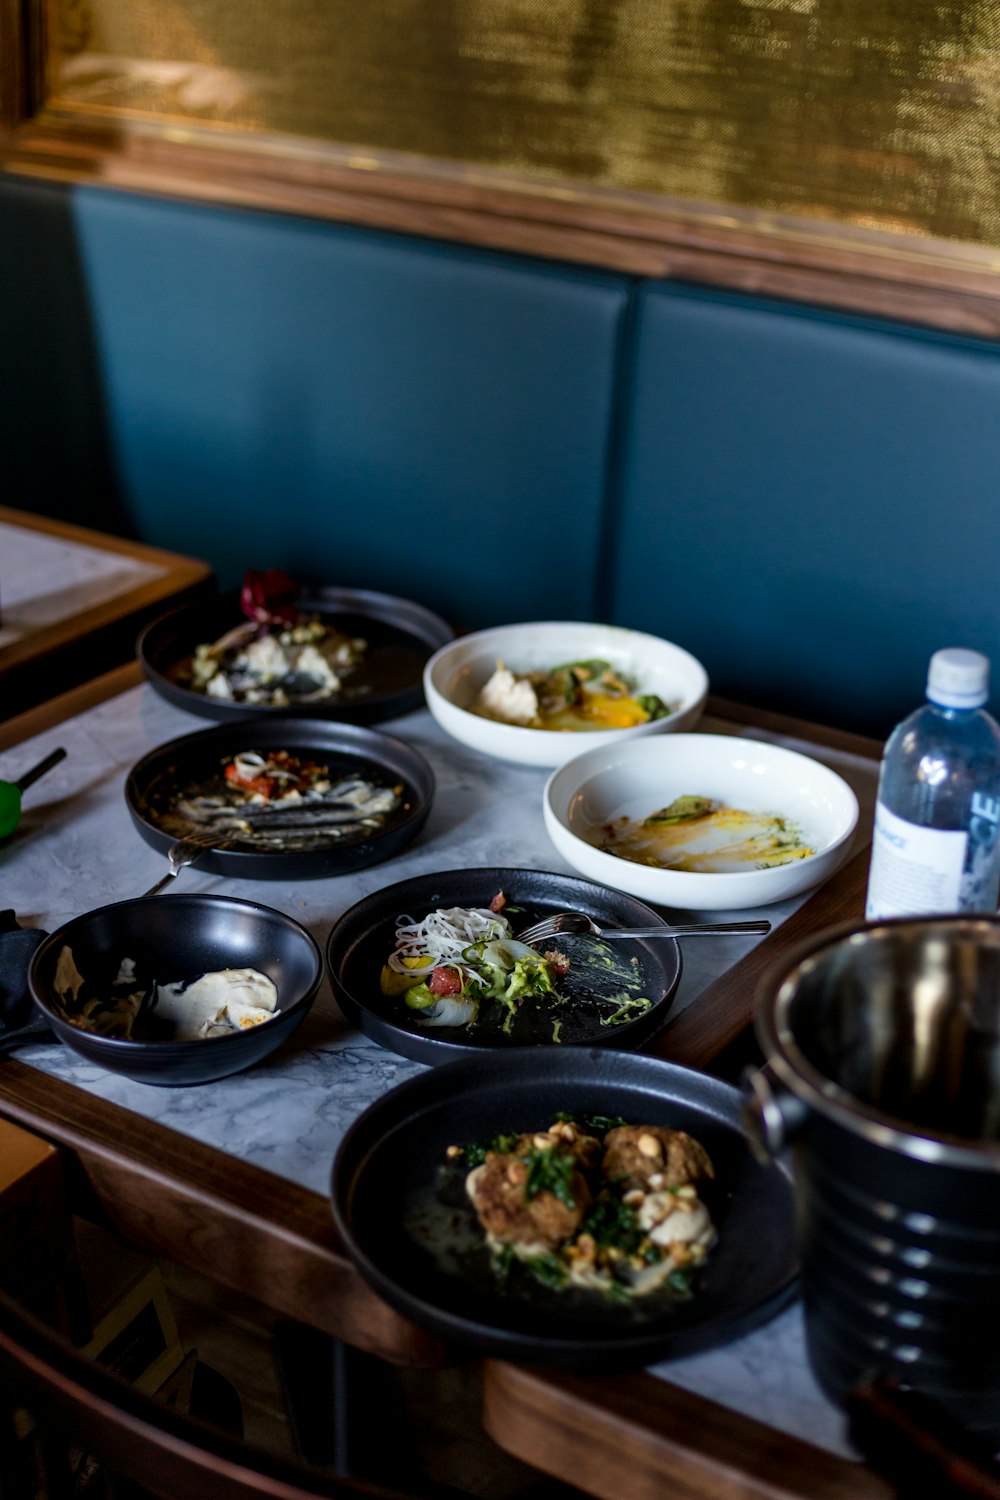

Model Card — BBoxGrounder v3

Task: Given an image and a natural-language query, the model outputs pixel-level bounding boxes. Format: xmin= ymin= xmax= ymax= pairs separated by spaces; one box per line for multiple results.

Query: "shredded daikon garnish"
xmin=387 ymin=907 xmax=512 ymax=983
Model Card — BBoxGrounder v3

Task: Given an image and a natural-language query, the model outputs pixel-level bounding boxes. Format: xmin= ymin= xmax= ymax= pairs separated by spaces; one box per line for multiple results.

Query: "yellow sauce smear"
xmin=598 ymin=795 xmax=815 ymax=874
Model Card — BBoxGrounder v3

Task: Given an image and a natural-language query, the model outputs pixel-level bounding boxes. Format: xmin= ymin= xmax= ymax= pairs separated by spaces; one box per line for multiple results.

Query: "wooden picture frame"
xmin=3 ymin=0 xmax=1000 ymax=339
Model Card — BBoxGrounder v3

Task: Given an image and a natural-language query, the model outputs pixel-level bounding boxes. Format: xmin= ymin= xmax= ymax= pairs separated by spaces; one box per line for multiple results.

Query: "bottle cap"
xmin=927 ymin=648 xmax=990 ymax=709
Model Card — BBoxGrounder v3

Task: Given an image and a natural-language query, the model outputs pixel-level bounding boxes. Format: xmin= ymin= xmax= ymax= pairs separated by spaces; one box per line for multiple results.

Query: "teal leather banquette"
xmin=4 ymin=173 xmax=1000 ymax=736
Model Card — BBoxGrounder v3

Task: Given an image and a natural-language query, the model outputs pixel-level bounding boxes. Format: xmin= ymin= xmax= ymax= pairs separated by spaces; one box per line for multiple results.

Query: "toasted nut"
xmin=507 ymin=1161 xmax=527 ymax=1185
xmin=648 ymin=1173 xmax=664 ymax=1190
xmin=638 ymin=1133 xmax=662 ymax=1160
xmin=533 ymin=1133 xmax=553 ymax=1150
xmin=623 ymin=1189 xmax=645 ymax=1207
xmin=445 ymin=1145 xmax=463 ymax=1160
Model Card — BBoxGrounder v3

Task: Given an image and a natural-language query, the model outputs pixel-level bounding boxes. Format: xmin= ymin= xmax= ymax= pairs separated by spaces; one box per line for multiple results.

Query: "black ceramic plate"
xmin=138 ymin=585 xmax=454 ymax=724
xmin=326 ymin=867 xmax=681 ymax=1065
xmin=125 ymin=718 xmax=434 ymax=881
xmin=331 ymin=1049 xmax=798 ymax=1365
xmin=29 ymin=894 xmax=322 ymax=1087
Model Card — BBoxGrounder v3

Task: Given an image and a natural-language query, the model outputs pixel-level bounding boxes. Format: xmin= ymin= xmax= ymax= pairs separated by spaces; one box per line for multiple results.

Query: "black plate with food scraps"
xmin=138 ymin=585 xmax=454 ymax=725
xmin=331 ymin=1049 xmax=797 ymax=1365
xmin=125 ymin=718 xmax=435 ymax=881
xmin=325 ymin=867 xmax=682 ymax=1065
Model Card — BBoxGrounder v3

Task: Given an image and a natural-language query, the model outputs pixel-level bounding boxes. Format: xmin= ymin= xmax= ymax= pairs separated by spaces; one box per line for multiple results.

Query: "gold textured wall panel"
xmin=50 ymin=0 xmax=1000 ymax=249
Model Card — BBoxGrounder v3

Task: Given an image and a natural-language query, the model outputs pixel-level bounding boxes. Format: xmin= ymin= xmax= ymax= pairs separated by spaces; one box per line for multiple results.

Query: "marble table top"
xmin=0 ymin=684 xmax=879 ymax=1461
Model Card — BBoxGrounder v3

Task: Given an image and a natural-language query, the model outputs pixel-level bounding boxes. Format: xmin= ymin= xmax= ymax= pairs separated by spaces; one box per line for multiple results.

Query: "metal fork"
xmin=142 ymin=829 xmax=231 ymax=897
xmin=517 ymin=911 xmax=771 ymax=945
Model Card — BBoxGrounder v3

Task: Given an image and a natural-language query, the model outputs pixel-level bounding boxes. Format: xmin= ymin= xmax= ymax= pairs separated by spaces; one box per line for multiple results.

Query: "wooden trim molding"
xmin=2 ymin=1 xmax=1000 ymax=339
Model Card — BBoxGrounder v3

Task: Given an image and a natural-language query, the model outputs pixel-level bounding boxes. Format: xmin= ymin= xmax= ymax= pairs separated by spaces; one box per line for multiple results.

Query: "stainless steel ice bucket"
xmin=744 ymin=916 xmax=1000 ymax=1441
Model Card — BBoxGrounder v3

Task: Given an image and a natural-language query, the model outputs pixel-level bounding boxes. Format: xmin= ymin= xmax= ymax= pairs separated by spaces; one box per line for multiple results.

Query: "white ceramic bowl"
xmin=544 ymin=734 xmax=859 ymax=910
xmin=423 ymin=622 xmax=708 ymax=768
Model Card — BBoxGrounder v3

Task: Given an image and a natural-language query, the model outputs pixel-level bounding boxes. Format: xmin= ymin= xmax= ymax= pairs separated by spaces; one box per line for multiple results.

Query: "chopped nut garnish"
xmin=637 ymin=1132 xmax=662 ymax=1160
xmin=623 ymin=1188 xmax=645 ymax=1207
xmin=533 ymin=1133 xmax=553 ymax=1150
xmin=648 ymin=1173 xmax=664 ymax=1190
xmin=445 ymin=1145 xmax=463 ymax=1160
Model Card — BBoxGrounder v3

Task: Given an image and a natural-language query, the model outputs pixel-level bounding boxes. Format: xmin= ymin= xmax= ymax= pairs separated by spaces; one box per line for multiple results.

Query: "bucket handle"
xmin=741 ymin=1063 xmax=809 ymax=1162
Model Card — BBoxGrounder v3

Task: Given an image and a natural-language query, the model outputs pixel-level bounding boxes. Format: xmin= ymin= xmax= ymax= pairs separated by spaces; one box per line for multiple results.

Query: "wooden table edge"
xmin=0 ymin=661 xmax=145 ymax=750
xmin=482 ymin=1362 xmax=894 ymax=1500
xmin=0 ymin=507 xmax=212 ymax=678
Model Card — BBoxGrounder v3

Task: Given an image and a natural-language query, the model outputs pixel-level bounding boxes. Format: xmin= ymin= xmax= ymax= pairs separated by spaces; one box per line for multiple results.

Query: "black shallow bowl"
xmin=326 ymin=867 xmax=682 ymax=1066
xmin=28 ymin=895 xmax=322 ymax=1086
xmin=331 ymin=1049 xmax=798 ymax=1365
xmin=125 ymin=718 xmax=435 ymax=881
xmin=138 ymin=586 xmax=454 ymax=725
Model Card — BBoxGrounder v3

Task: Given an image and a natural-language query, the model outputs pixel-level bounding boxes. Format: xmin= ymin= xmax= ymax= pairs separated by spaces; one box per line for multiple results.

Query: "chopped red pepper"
xmin=224 ymin=762 xmax=277 ymax=799
xmin=489 ymin=891 xmax=506 ymax=913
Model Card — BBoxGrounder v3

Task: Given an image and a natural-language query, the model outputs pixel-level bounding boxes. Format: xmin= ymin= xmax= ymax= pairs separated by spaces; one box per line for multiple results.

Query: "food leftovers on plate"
xmin=598 ymin=795 xmax=816 ymax=873
xmin=53 ymin=948 xmax=280 ymax=1041
xmin=154 ymin=748 xmax=403 ymax=852
xmin=423 ymin=1114 xmax=716 ymax=1303
xmin=379 ymin=896 xmax=653 ymax=1039
xmin=181 ymin=570 xmax=367 ymax=707
xmin=471 ymin=659 xmax=677 ymax=732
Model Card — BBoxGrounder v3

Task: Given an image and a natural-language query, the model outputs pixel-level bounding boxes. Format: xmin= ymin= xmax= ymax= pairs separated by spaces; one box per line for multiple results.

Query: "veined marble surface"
xmin=0 ymin=520 xmax=165 ymax=648
xmin=0 ymin=685 xmax=877 ymax=1462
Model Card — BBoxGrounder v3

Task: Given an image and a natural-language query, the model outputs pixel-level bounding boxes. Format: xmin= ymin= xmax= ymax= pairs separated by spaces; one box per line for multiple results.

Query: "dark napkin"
xmin=0 ymin=910 xmax=56 ymax=1050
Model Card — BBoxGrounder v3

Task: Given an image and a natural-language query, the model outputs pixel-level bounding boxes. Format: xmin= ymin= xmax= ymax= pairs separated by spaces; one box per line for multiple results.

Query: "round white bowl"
xmin=423 ymin=622 xmax=708 ymax=768
xmin=544 ymin=733 xmax=859 ymax=910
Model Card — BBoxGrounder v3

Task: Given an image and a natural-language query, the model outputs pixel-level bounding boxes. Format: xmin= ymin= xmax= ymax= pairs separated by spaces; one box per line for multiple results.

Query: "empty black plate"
xmin=125 ymin=718 xmax=435 ymax=881
xmin=325 ymin=867 xmax=682 ymax=1065
xmin=138 ymin=585 xmax=454 ymax=725
xmin=331 ymin=1049 xmax=798 ymax=1365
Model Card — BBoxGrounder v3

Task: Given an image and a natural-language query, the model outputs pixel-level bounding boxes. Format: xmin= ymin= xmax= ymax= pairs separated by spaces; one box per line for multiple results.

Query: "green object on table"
xmin=0 ymin=783 xmax=20 ymax=840
xmin=0 ymin=747 xmax=67 ymax=839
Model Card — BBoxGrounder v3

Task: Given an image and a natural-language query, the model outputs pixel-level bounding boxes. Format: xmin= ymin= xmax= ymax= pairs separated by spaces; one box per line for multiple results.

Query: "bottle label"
xmin=866 ymin=802 xmax=967 ymax=919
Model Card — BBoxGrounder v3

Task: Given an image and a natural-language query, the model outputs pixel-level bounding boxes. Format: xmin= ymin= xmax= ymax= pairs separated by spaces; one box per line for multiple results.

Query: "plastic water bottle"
xmin=866 ymin=648 xmax=1000 ymax=920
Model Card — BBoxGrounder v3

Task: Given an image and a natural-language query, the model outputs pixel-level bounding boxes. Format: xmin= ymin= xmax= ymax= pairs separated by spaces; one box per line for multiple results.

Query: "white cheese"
xmin=238 ymin=633 xmax=290 ymax=684
xmin=293 ymin=643 xmax=341 ymax=692
xmin=205 ymin=671 xmax=234 ymax=699
xmin=476 ymin=664 xmax=539 ymax=725
xmin=638 ymin=1191 xmax=716 ymax=1249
